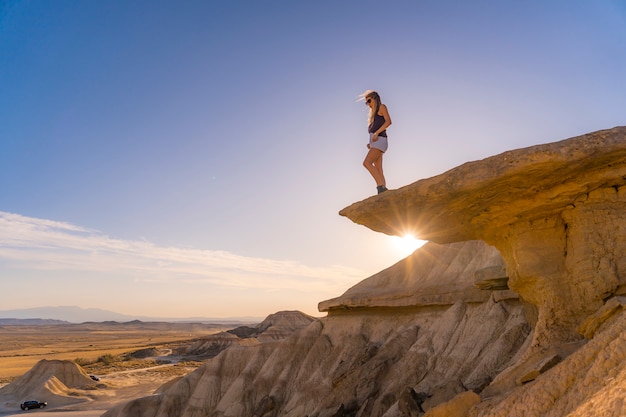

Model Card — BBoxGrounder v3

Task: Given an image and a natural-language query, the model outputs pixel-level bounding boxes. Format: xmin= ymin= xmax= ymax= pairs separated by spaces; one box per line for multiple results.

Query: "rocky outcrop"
xmin=102 ymin=127 xmax=626 ymax=417
xmin=229 ymin=310 xmax=318 ymax=342
xmin=319 ymin=240 xmax=514 ymax=311
xmin=471 ymin=300 xmax=626 ymax=417
xmin=180 ymin=331 xmax=257 ymax=359
xmin=180 ymin=311 xmax=316 ymax=359
xmin=340 ymin=126 xmax=626 ymax=352
xmin=105 ymin=303 xmax=528 ymax=417
xmin=103 ymin=241 xmax=529 ymax=417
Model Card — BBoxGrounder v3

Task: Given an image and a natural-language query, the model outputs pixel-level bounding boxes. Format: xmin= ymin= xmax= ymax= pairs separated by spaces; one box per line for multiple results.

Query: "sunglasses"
xmin=365 ymin=98 xmax=372 ymax=104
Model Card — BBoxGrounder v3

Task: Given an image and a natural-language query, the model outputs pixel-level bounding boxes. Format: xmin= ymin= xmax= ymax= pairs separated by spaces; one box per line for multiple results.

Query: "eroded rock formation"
xmin=319 ymin=240 xmax=511 ymax=311
xmin=103 ymin=241 xmax=529 ymax=417
xmin=180 ymin=311 xmax=315 ymax=360
xmin=102 ymin=127 xmax=626 ymax=417
xmin=471 ymin=300 xmax=626 ymax=417
xmin=340 ymin=126 xmax=626 ymax=352
xmin=0 ymin=359 xmax=97 ymax=409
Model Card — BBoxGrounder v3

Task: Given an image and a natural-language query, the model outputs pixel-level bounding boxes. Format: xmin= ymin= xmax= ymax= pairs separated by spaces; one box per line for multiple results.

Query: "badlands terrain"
xmin=0 ymin=315 xmax=312 ymax=416
xmin=3 ymin=127 xmax=626 ymax=416
xmin=102 ymin=127 xmax=626 ymax=417
xmin=0 ymin=320 xmax=229 ymax=384
xmin=0 ymin=320 xmax=224 ymax=415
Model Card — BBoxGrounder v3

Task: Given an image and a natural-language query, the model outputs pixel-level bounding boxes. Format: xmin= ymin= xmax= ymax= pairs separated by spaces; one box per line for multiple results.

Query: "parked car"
xmin=20 ymin=400 xmax=47 ymax=410
xmin=90 ymin=375 xmax=100 ymax=381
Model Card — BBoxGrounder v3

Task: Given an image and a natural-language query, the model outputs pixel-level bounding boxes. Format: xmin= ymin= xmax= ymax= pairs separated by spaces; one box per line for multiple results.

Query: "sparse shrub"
xmin=0 ymin=376 xmax=16 ymax=385
xmin=74 ymin=357 xmax=91 ymax=366
xmin=97 ymin=354 xmax=116 ymax=365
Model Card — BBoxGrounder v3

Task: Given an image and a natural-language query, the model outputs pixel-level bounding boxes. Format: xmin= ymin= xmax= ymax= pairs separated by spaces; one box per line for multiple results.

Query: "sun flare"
xmin=391 ymin=234 xmax=427 ymax=257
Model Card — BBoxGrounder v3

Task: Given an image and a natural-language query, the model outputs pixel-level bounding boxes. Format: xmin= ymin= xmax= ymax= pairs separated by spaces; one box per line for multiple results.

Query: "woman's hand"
xmin=372 ymin=133 xmax=379 ymax=142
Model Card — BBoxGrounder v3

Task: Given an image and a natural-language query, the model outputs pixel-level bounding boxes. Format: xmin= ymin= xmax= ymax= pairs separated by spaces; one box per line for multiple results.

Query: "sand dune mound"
xmin=0 ymin=359 xmax=96 ymax=408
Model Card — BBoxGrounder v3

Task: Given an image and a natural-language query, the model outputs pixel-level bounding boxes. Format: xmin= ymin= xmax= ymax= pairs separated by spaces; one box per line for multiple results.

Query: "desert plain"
xmin=0 ymin=321 xmax=236 ymax=416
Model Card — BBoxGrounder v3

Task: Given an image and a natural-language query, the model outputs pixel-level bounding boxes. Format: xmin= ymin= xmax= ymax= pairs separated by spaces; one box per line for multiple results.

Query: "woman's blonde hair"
xmin=360 ymin=90 xmax=381 ymax=125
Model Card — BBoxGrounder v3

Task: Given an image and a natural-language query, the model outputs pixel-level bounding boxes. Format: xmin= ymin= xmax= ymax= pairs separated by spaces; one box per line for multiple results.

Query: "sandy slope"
xmin=0 ymin=360 xmax=197 ymax=416
xmin=1 ymin=410 xmax=104 ymax=417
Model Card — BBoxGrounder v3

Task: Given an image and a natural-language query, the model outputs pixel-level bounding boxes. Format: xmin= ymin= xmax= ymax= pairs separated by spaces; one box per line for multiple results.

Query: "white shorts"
xmin=369 ymin=133 xmax=388 ymax=153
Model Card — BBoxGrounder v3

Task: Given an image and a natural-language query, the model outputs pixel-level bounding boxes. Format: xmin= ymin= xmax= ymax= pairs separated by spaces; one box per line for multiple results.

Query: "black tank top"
xmin=368 ymin=113 xmax=387 ymax=137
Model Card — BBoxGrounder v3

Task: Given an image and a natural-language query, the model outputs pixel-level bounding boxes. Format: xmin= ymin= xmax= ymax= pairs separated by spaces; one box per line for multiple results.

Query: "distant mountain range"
xmin=0 ymin=318 xmax=69 ymax=326
xmin=0 ymin=306 xmax=263 ymax=324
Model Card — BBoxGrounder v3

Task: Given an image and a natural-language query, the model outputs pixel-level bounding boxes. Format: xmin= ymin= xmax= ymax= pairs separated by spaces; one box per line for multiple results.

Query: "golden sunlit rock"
xmin=341 ymin=126 xmax=626 ymax=353
xmin=100 ymin=127 xmax=626 ymax=417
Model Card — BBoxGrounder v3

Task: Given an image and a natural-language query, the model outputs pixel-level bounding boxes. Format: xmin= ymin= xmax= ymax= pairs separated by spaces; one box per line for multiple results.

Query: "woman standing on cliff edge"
xmin=361 ymin=90 xmax=392 ymax=194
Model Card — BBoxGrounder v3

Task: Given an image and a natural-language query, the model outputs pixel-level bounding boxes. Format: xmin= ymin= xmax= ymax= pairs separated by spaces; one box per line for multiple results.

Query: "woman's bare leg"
xmin=374 ymin=152 xmax=385 ymax=187
xmin=363 ymin=148 xmax=385 ymax=186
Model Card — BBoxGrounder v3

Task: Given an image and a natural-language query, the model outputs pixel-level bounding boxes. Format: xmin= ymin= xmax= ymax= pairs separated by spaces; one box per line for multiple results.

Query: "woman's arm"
xmin=372 ymin=104 xmax=392 ymax=140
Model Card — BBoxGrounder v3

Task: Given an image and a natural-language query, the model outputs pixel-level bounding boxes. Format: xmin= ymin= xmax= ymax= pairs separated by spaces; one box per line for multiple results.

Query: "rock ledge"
xmin=340 ymin=126 xmax=626 ymax=351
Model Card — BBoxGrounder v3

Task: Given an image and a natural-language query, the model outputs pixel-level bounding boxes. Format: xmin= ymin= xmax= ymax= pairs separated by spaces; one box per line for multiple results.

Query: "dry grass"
xmin=0 ymin=322 xmax=229 ymax=382
xmin=0 ymin=322 xmax=241 ymax=413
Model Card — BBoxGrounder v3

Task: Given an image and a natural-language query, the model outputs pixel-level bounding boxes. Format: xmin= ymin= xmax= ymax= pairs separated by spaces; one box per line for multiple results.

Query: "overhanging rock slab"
xmin=340 ymin=126 xmax=626 ymax=351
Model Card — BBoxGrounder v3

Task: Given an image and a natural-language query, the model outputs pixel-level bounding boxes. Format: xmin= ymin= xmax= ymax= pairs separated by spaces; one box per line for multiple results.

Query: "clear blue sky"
xmin=1 ymin=0 xmax=625 ymax=318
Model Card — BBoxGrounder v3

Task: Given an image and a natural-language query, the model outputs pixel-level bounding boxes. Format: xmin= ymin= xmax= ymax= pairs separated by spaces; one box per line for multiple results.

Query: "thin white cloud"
xmin=0 ymin=211 xmax=364 ymax=292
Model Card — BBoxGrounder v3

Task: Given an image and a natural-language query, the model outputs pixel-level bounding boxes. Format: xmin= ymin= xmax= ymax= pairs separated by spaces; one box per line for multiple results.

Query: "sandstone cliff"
xmin=103 ymin=127 xmax=626 ymax=417
xmin=340 ymin=126 xmax=626 ymax=354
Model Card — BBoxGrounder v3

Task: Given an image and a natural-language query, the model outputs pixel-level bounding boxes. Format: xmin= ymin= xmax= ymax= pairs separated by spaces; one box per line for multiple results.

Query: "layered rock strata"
xmin=101 ymin=127 xmax=626 ymax=417
xmin=470 ymin=300 xmax=626 ymax=417
xmin=180 ymin=311 xmax=316 ymax=360
xmin=0 ymin=359 xmax=97 ymax=409
xmin=340 ymin=126 xmax=626 ymax=352
xmin=103 ymin=241 xmax=530 ymax=417
xmin=319 ymin=240 xmax=514 ymax=311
